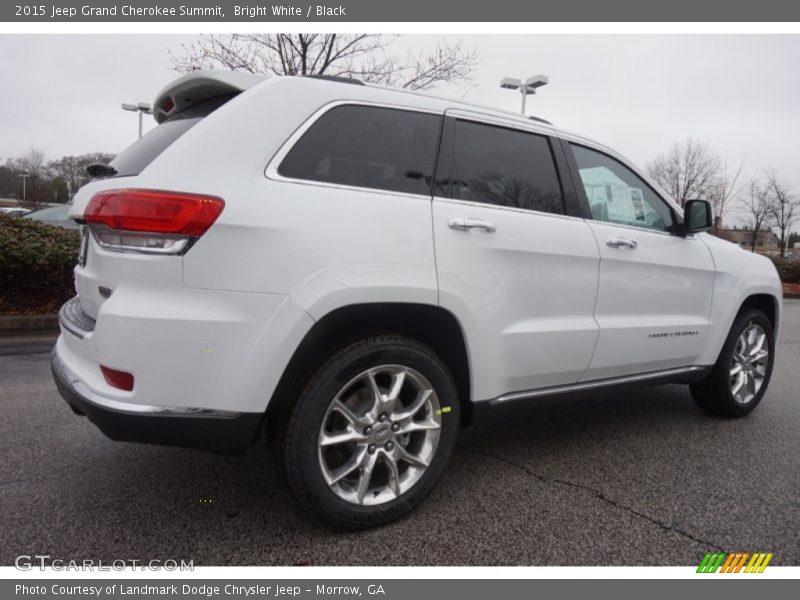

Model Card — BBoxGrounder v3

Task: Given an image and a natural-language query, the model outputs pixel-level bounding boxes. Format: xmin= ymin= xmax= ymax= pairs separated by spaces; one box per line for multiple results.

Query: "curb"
xmin=0 ymin=314 xmax=59 ymax=335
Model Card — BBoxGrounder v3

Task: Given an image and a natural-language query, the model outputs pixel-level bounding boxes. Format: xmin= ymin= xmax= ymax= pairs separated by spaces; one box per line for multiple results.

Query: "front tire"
xmin=283 ymin=335 xmax=460 ymax=529
xmin=690 ymin=308 xmax=775 ymax=418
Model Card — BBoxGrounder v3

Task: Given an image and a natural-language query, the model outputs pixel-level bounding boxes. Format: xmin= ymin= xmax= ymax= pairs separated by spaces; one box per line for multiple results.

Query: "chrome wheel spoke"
xmin=325 ymin=445 xmax=367 ymax=485
xmin=749 ymin=333 xmax=766 ymax=357
xmin=366 ymin=371 xmax=384 ymax=415
xmin=398 ymin=418 xmax=441 ymax=434
xmin=385 ymin=369 xmax=407 ymax=409
xmin=354 ymin=451 xmax=378 ymax=504
xmin=731 ymin=373 xmax=745 ymax=396
xmin=745 ymin=327 xmax=757 ymax=351
xmin=394 ymin=388 xmax=433 ymax=422
xmin=395 ymin=444 xmax=429 ymax=469
xmin=320 ymin=428 xmax=367 ymax=447
xmin=331 ymin=399 xmax=371 ymax=428
xmin=384 ymin=453 xmax=401 ymax=497
xmin=729 ymin=362 xmax=743 ymax=377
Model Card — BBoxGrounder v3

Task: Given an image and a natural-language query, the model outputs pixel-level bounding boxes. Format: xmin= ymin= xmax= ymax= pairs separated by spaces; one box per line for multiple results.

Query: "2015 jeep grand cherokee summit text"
xmin=52 ymin=72 xmax=782 ymax=528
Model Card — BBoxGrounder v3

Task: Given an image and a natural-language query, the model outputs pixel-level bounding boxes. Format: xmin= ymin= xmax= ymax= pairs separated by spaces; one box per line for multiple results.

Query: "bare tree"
xmin=49 ymin=152 xmax=115 ymax=200
xmin=646 ymin=139 xmax=721 ymax=207
xmin=170 ymin=34 xmax=478 ymax=91
xmin=766 ymin=170 xmax=798 ymax=258
xmin=740 ymin=179 xmax=773 ymax=252
xmin=7 ymin=148 xmax=48 ymax=209
xmin=707 ymin=157 xmax=747 ymax=230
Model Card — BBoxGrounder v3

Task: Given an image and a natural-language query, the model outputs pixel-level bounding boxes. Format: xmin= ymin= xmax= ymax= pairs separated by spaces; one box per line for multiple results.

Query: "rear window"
xmin=277 ymin=105 xmax=441 ymax=196
xmin=110 ymin=94 xmax=235 ymax=177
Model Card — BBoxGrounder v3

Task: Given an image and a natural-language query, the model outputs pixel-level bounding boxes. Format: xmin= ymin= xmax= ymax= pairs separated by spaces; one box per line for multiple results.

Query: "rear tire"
xmin=690 ymin=308 xmax=775 ymax=418
xmin=283 ymin=335 xmax=460 ymax=529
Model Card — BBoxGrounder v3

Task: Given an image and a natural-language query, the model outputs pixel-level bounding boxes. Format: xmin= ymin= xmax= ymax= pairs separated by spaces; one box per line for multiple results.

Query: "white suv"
xmin=52 ymin=72 xmax=782 ymax=528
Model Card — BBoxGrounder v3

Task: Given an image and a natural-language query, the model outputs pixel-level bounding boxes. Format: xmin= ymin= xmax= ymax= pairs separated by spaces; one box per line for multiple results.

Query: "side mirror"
xmin=683 ymin=199 xmax=713 ymax=234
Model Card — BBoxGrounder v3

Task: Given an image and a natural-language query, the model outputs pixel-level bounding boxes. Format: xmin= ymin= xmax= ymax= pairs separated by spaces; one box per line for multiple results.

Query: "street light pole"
xmin=19 ymin=173 xmax=29 ymax=202
xmin=121 ymin=102 xmax=154 ymax=139
xmin=500 ymin=75 xmax=549 ymax=115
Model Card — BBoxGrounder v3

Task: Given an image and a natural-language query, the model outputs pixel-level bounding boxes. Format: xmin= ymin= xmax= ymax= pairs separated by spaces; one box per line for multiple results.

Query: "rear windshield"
xmin=110 ymin=94 xmax=235 ymax=177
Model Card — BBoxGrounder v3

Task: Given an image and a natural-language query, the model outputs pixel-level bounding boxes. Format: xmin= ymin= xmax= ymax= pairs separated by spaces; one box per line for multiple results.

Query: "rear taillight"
xmin=84 ymin=189 xmax=224 ymax=255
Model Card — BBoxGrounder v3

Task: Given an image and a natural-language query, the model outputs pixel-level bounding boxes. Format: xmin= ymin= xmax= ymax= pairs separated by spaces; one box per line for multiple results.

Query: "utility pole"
xmin=19 ymin=173 xmax=30 ymax=203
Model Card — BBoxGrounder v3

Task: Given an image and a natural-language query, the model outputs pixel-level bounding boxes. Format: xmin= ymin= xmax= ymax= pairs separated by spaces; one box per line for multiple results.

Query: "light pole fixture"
xmin=18 ymin=173 xmax=30 ymax=202
xmin=121 ymin=101 xmax=153 ymax=139
xmin=500 ymin=75 xmax=549 ymax=115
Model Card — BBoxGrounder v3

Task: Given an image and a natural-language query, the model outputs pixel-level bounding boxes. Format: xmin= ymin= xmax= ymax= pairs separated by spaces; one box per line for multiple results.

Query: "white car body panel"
xmin=59 ymin=73 xmax=782 ymax=424
xmin=697 ymin=233 xmax=783 ymax=364
xmin=580 ymin=221 xmax=716 ymax=380
xmin=433 ymin=198 xmax=600 ymax=398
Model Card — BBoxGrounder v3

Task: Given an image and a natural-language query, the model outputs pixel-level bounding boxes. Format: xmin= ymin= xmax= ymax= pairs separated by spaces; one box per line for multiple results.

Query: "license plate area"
xmin=78 ymin=226 xmax=89 ymax=267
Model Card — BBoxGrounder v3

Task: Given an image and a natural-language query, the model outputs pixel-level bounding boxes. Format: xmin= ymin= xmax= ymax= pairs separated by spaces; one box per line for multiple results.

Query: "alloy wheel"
xmin=729 ymin=323 xmax=769 ymax=404
xmin=317 ymin=365 xmax=442 ymax=506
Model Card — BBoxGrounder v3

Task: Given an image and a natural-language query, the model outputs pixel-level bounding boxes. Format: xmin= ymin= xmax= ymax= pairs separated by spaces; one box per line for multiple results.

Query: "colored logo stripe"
xmin=697 ymin=552 xmax=773 ymax=573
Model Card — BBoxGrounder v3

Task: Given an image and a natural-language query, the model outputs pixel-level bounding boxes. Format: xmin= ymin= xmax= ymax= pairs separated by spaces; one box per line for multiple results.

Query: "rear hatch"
xmin=68 ymin=71 xmax=264 ymax=320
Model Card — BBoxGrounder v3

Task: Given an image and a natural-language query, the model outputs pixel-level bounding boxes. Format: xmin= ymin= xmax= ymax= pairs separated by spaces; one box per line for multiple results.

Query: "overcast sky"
xmin=1 ymin=34 xmax=798 ymax=216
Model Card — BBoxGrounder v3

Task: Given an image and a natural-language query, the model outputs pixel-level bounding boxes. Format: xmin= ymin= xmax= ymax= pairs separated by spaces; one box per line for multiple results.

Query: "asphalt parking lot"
xmin=1 ymin=302 xmax=798 ymax=566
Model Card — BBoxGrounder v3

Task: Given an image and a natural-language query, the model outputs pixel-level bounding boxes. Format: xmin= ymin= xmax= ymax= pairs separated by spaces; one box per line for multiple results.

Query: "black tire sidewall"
xmin=284 ymin=335 xmax=460 ymax=528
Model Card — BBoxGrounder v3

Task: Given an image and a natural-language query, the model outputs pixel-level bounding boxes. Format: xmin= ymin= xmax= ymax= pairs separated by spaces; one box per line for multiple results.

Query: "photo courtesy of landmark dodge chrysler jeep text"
xmin=52 ymin=71 xmax=782 ymax=528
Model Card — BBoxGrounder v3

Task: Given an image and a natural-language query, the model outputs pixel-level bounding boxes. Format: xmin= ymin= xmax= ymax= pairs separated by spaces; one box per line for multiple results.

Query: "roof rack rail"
xmin=528 ymin=115 xmax=552 ymax=125
xmin=303 ymin=75 xmax=365 ymax=86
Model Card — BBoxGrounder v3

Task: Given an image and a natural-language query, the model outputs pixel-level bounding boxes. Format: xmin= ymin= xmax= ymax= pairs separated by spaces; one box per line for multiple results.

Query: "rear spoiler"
xmin=152 ymin=70 xmax=266 ymax=123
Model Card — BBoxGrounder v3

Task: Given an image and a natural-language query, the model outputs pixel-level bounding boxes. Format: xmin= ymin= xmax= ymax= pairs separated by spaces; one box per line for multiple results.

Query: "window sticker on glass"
xmin=570 ymin=144 xmax=674 ymax=232
xmin=579 ymin=166 xmax=644 ymax=223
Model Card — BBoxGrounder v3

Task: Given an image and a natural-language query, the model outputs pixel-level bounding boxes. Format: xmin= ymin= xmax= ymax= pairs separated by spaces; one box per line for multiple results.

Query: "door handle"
xmin=606 ymin=237 xmax=638 ymax=249
xmin=448 ymin=217 xmax=497 ymax=233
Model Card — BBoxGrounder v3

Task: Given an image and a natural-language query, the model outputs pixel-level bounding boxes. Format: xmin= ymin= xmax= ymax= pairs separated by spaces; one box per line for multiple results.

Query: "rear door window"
xmin=434 ymin=119 xmax=565 ymax=215
xmin=110 ymin=94 xmax=235 ymax=177
xmin=277 ymin=105 xmax=441 ymax=196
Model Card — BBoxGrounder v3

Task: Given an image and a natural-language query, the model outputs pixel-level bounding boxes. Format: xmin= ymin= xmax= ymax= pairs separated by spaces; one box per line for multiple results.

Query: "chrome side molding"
xmin=487 ymin=366 xmax=708 ymax=406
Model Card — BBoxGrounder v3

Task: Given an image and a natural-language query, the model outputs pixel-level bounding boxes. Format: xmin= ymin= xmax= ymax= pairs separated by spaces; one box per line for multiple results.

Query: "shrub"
xmin=769 ymin=256 xmax=800 ymax=284
xmin=0 ymin=213 xmax=80 ymax=315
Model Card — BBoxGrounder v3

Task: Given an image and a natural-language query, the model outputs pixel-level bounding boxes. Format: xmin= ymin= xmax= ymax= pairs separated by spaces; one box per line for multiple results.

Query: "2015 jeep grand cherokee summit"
xmin=52 ymin=72 xmax=782 ymax=528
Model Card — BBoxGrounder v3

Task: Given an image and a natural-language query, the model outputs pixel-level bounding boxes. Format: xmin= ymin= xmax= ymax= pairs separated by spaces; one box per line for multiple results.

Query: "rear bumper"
xmin=51 ymin=348 xmax=262 ymax=455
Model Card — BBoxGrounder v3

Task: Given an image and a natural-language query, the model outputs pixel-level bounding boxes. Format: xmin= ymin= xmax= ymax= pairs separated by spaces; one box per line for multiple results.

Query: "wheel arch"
xmin=737 ymin=293 xmax=779 ymax=332
xmin=266 ymin=302 xmax=474 ymax=426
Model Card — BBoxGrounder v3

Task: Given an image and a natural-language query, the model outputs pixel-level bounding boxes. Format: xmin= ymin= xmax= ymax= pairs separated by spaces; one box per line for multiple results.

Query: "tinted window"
xmin=111 ymin=94 xmax=235 ymax=177
xmin=435 ymin=120 xmax=564 ymax=214
xmin=571 ymin=144 xmax=674 ymax=232
xmin=278 ymin=105 xmax=440 ymax=195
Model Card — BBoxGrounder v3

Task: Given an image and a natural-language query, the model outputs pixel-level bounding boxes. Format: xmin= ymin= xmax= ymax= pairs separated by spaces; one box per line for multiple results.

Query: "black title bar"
xmin=5 ymin=0 xmax=800 ymax=22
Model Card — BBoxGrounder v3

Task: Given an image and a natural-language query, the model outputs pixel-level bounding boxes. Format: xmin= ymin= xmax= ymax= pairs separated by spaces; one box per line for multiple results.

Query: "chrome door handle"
xmin=606 ymin=237 xmax=638 ymax=249
xmin=448 ymin=217 xmax=497 ymax=233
